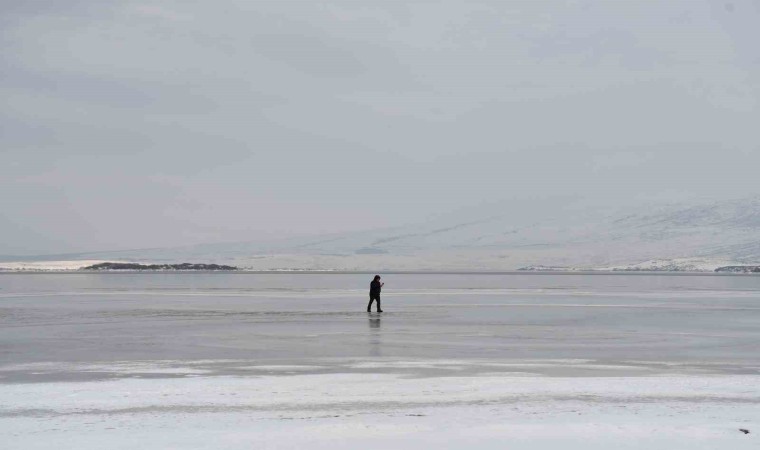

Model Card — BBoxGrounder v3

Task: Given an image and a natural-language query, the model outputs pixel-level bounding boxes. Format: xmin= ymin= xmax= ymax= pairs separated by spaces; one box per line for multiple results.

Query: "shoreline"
xmin=1 ymin=269 xmax=758 ymax=276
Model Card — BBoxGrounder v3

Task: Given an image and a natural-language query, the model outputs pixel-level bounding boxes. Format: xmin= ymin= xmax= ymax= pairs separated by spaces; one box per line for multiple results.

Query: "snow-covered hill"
xmin=3 ymin=197 xmax=760 ymax=272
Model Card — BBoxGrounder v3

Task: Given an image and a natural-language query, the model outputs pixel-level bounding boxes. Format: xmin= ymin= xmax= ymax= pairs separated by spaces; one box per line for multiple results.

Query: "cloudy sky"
xmin=2 ymin=0 xmax=758 ymax=255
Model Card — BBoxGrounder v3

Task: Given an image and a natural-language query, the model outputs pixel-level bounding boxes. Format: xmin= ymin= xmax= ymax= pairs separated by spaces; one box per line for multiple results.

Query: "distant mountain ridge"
xmin=3 ymin=197 xmax=760 ymax=272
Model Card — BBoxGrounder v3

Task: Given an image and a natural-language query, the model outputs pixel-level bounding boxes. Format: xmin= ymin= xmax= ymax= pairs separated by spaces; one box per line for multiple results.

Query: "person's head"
xmin=373 ymin=275 xmax=381 ymax=281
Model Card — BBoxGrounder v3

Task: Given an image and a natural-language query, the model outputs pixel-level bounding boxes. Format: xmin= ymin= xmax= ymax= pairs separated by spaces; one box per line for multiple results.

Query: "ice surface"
xmin=1 ymin=273 xmax=759 ymax=448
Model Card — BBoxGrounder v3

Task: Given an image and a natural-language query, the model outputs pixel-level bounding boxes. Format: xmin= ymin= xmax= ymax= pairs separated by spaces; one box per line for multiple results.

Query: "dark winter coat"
xmin=369 ymin=280 xmax=382 ymax=298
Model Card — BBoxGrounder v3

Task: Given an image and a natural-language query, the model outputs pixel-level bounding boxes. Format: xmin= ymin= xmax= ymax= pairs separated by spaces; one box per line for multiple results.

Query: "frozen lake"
xmin=2 ymin=272 xmax=759 ymax=448
xmin=2 ymin=272 xmax=760 ymax=375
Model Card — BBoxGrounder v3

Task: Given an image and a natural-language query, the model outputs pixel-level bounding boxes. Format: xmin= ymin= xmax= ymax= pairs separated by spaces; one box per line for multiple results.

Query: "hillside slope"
xmin=3 ymin=197 xmax=759 ymax=271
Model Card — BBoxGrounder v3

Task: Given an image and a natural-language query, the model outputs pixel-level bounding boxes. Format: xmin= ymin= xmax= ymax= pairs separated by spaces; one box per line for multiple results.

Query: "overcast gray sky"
xmin=2 ymin=0 xmax=759 ymax=255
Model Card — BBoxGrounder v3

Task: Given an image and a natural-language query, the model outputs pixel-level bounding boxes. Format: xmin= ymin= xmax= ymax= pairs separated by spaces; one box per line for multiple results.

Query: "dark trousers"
xmin=367 ymin=295 xmax=381 ymax=311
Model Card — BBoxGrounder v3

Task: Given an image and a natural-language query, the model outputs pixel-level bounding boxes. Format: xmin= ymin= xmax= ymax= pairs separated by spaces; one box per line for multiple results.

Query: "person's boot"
xmin=378 ymin=309 xmax=383 ymax=313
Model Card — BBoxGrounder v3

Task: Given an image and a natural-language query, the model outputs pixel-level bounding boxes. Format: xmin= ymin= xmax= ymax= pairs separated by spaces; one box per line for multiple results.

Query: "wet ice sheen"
xmin=1 ymin=273 xmax=759 ymax=372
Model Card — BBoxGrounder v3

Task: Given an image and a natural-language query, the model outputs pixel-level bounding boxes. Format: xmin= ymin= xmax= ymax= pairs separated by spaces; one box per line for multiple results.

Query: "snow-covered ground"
xmin=594 ymin=257 xmax=744 ymax=272
xmin=2 ymin=361 xmax=758 ymax=450
xmin=0 ymin=260 xmax=110 ymax=271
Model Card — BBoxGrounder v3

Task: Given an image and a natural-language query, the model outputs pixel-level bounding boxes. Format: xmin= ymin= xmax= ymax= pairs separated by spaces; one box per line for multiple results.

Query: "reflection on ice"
xmin=369 ymin=315 xmax=382 ymax=357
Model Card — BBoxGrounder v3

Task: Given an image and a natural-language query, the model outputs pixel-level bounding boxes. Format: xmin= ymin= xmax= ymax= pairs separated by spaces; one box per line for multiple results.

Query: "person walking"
xmin=367 ymin=275 xmax=384 ymax=313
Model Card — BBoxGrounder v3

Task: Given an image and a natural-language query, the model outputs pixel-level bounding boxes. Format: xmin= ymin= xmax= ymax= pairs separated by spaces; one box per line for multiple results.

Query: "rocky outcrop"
xmin=714 ymin=266 xmax=760 ymax=273
xmin=81 ymin=262 xmax=237 ymax=271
